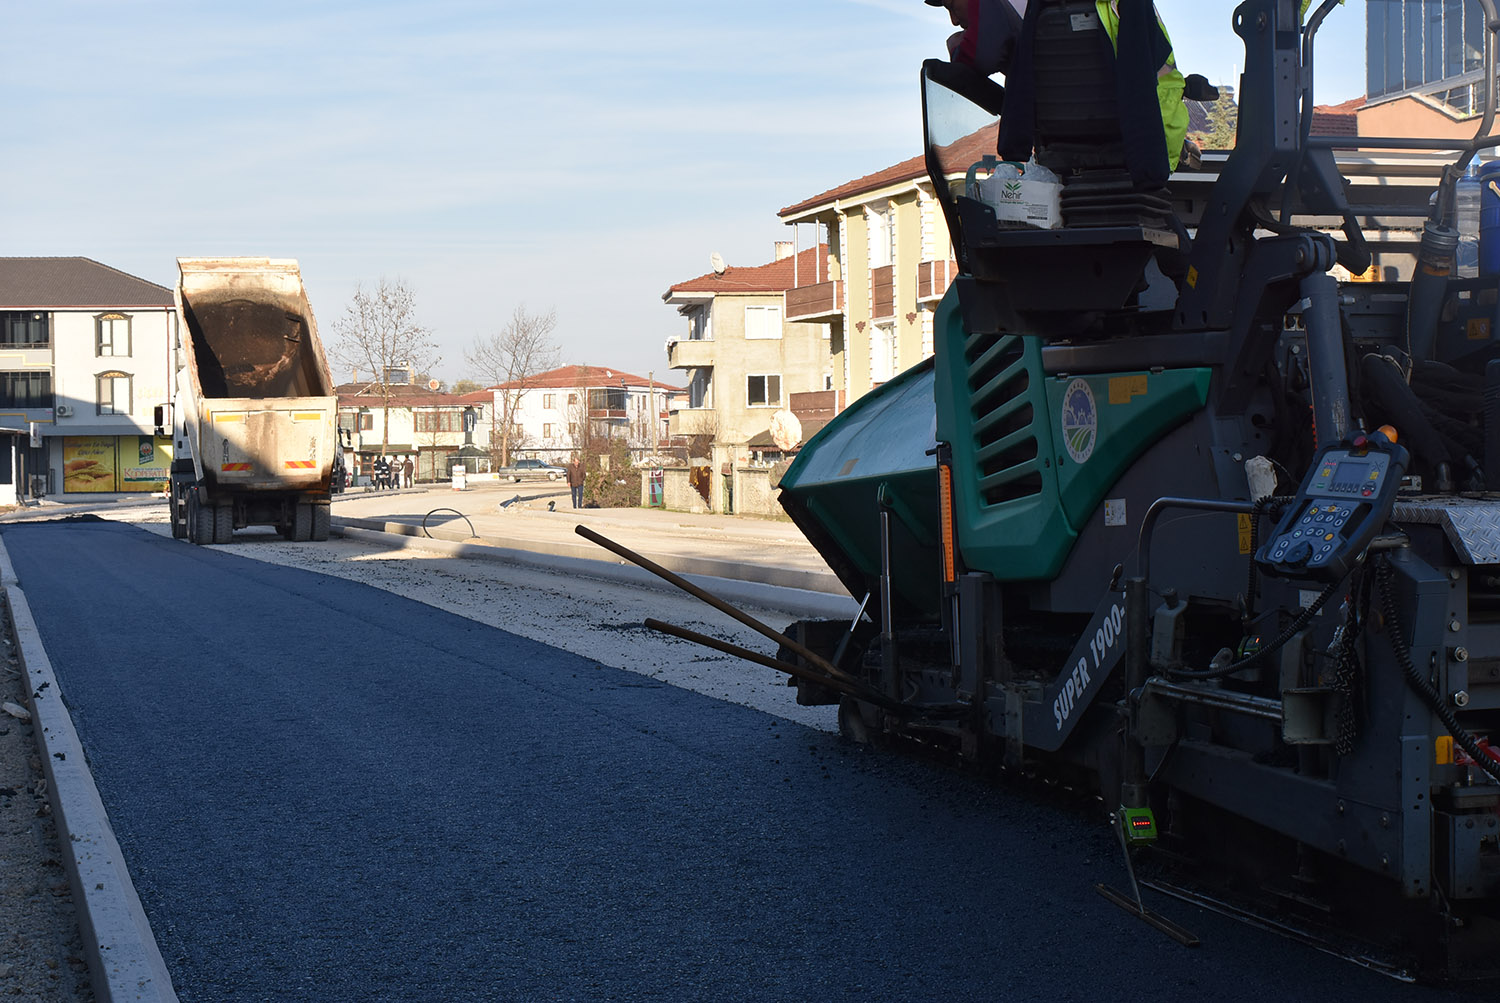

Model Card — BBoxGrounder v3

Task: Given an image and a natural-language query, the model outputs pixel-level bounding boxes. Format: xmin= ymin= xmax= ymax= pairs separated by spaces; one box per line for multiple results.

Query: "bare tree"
xmin=465 ymin=305 xmax=560 ymax=467
xmin=329 ymin=278 xmax=440 ymax=457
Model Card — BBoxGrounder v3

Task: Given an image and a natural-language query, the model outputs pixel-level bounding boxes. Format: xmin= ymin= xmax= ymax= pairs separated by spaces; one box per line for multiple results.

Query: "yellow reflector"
xmin=939 ymin=463 xmax=956 ymax=583
xmin=292 ymin=412 xmax=322 ymax=422
xmin=212 ymin=414 xmax=245 ymax=423
xmin=1436 ymin=735 xmax=1454 ymax=765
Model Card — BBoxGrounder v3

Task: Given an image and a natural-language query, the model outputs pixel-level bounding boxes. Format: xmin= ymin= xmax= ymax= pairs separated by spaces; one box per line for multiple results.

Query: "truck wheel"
xmin=188 ymin=494 xmax=213 ymax=546
xmin=213 ymin=504 xmax=234 ymax=545
xmin=292 ymin=502 xmax=313 ymax=542
xmin=311 ymin=503 xmax=330 ymax=542
xmin=549 ymin=472 xmax=560 ymax=481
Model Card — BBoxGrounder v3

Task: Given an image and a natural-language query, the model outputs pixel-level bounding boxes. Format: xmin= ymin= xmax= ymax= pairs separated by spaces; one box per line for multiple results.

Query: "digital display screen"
xmin=1131 ymin=817 xmax=1153 ymax=829
xmin=1329 ymin=460 xmax=1370 ymax=493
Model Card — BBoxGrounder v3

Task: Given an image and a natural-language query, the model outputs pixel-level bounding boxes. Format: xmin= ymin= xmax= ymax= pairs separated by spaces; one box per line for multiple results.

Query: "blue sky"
xmin=5 ymin=1 xmax=1367 ymax=386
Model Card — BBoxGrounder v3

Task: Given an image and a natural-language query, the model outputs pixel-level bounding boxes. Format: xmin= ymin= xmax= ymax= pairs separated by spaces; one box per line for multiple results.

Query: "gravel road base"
xmin=0 ymin=593 xmax=93 ymax=1002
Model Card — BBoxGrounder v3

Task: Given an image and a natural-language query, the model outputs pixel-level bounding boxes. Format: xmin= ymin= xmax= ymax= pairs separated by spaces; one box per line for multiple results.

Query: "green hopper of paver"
xmin=776 ymin=358 xmax=943 ymax=622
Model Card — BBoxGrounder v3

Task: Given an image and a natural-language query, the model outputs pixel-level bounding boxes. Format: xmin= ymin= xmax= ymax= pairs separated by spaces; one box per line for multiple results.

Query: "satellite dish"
xmin=710 ymin=251 xmax=727 ymax=275
xmin=427 ymin=378 xmax=441 ymax=391
xmin=769 ymin=410 xmax=803 ymax=452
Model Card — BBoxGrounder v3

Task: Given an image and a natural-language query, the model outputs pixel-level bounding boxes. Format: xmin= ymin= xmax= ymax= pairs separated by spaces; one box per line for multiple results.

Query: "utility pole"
xmin=648 ymin=370 xmax=656 ymax=455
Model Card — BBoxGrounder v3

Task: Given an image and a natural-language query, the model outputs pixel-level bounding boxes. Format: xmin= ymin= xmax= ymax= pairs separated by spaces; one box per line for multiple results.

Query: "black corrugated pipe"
xmin=1407 ymin=223 xmax=1457 ymax=364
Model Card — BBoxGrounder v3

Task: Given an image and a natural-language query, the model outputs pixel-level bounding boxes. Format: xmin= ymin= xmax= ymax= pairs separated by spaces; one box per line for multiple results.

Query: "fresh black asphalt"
xmin=1 ymin=519 xmax=1483 ymax=1002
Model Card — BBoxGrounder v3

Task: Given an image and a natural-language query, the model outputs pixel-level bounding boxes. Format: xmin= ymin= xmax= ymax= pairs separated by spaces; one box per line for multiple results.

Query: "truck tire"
xmin=213 ymin=504 xmax=234 ymax=545
xmin=188 ymin=494 xmax=213 ymax=546
xmin=292 ymin=502 xmax=313 ymax=542
xmin=311 ymin=503 xmax=330 ymax=542
xmin=548 ymin=472 xmax=560 ymax=481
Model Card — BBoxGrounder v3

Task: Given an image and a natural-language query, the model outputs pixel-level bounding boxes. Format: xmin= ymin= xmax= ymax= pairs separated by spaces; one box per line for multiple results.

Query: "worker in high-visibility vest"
xmin=926 ymin=0 xmax=1188 ymax=188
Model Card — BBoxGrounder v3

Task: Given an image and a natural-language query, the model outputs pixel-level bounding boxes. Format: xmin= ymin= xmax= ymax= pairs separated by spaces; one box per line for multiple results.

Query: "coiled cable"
xmin=1376 ymin=557 xmax=1500 ymax=785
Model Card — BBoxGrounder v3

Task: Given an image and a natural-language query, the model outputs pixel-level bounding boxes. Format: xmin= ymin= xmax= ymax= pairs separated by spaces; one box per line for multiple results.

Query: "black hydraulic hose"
xmin=1168 ymin=580 xmax=1339 ymax=680
xmin=1376 ymin=558 xmax=1500 ymax=785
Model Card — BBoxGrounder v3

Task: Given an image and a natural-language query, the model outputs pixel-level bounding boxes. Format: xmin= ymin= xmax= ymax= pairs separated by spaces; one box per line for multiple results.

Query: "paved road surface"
xmin=1 ymin=519 xmax=1484 ymax=1001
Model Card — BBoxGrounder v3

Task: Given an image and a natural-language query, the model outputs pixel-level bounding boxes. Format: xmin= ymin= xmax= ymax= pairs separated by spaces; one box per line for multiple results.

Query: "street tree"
xmin=329 ymin=278 xmax=440 ymax=457
xmin=464 ymin=305 xmax=560 ymax=466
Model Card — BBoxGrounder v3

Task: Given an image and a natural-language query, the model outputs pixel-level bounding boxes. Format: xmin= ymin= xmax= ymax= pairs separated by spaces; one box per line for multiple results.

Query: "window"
xmin=358 ymin=412 xmax=374 ymax=431
xmin=0 ymin=372 xmax=51 ymax=408
xmin=745 ymin=304 xmax=782 ymax=340
xmin=868 ymin=204 xmax=892 ymax=268
xmin=96 ymin=314 xmax=131 ymax=357
xmin=1 ymin=312 xmax=48 ymax=347
xmin=568 ymin=423 xmax=577 ymax=436
xmin=97 ymin=371 xmax=131 ymax=415
xmin=415 ymin=410 xmax=463 ymax=433
xmin=543 ymin=423 xmax=553 ymax=438
xmin=688 ymin=304 xmax=711 ymax=341
xmin=747 ymin=374 xmax=782 ymax=407
xmin=543 ymin=393 xmax=556 ymax=409
xmin=568 ymin=393 xmax=579 ymax=405
xmin=689 ymin=369 xmax=712 ymax=409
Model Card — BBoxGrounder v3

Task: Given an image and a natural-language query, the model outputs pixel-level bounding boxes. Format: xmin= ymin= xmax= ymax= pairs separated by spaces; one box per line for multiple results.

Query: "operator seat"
xmin=1002 ymin=0 xmax=1177 ymax=230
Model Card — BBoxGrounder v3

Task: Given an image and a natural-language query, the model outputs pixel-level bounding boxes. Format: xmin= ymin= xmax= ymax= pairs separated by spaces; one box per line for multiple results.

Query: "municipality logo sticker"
xmin=1061 ymin=378 xmax=1096 ymax=463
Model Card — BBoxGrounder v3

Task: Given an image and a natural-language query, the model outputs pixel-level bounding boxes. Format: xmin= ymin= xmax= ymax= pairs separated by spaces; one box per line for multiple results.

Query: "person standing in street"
xmin=566 ymin=456 xmax=586 ymax=509
xmin=402 ymin=456 xmax=414 ymax=488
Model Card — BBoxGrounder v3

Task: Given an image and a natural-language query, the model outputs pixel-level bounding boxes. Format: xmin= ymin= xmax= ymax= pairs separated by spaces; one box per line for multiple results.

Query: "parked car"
xmin=497 ymin=458 xmax=565 ymax=481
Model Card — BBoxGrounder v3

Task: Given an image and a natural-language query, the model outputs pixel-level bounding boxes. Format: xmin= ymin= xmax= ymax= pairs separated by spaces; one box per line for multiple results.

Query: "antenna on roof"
xmin=710 ymin=251 xmax=726 ymax=275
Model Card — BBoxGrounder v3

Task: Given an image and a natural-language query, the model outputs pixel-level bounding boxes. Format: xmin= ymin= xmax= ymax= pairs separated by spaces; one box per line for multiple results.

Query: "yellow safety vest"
xmin=1093 ymin=1 xmax=1188 ymax=172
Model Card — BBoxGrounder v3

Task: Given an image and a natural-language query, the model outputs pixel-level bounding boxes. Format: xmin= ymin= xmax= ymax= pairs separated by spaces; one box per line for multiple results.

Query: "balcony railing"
xmin=871 ymin=265 xmax=895 ymax=319
xmin=917 ymin=259 xmax=958 ymax=303
xmin=784 ymin=280 xmax=844 ymax=322
xmin=666 ymin=338 xmax=716 ymax=369
xmin=668 ymin=408 xmax=718 ymax=437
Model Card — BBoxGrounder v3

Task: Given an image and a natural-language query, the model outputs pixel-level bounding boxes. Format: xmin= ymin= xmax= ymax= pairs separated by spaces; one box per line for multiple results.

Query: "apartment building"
xmin=0 ymin=257 xmax=175 ymax=498
xmin=778 ymin=159 xmax=957 ymax=404
xmin=486 ymin=365 xmax=681 ymax=461
xmin=662 ymin=245 xmax=832 ymax=454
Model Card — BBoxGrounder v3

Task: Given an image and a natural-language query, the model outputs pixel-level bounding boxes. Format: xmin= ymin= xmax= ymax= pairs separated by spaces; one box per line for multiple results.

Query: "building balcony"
xmin=784 ymin=280 xmax=844 ymax=322
xmin=668 ymin=407 xmax=719 ymax=437
xmin=666 ymin=338 xmax=715 ymax=370
xmin=871 ymin=265 xmax=895 ymax=319
xmin=917 ymin=259 xmax=958 ymax=303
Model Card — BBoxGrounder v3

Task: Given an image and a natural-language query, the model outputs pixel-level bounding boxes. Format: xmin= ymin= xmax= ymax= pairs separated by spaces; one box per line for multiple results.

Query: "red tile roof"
xmin=1310 ymin=95 xmax=1364 ymax=137
xmin=489 ymin=365 xmax=684 ymax=392
xmin=779 ymin=123 xmax=998 ymax=218
xmin=334 ymin=382 xmax=488 ymax=409
xmin=664 ymin=245 xmax=829 ymax=299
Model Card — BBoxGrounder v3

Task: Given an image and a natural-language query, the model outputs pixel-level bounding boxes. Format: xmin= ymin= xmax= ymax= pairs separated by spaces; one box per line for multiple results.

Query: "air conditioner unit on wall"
xmin=55 ymin=405 xmax=72 ymax=417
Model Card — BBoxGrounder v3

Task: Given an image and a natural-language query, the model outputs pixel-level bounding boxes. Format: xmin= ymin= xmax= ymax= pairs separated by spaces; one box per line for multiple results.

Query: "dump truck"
xmin=166 ymin=257 xmax=339 ymax=544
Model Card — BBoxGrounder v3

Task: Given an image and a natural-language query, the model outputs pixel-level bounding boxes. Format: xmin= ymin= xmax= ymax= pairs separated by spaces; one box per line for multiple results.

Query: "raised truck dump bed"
xmin=169 ymin=257 xmax=338 ymax=544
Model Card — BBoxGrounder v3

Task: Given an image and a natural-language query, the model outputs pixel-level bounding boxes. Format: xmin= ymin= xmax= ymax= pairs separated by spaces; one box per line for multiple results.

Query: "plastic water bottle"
xmin=1458 ymin=164 xmax=1481 ymax=277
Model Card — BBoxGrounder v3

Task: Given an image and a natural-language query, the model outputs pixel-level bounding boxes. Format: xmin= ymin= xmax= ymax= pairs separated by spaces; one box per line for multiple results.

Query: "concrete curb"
xmin=0 ymin=539 xmax=179 ymax=1003
xmin=332 ymin=521 xmax=861 ymax=622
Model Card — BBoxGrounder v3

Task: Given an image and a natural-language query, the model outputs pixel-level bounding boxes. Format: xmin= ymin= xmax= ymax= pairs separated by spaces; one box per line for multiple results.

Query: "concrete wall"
xmin=1358 ymin=96 xmax=1479 ymax=143
xmin=653 ymin=466 xmax=711 ymax=514
xmin=733 ymin=465 xmax=778 ymax=517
